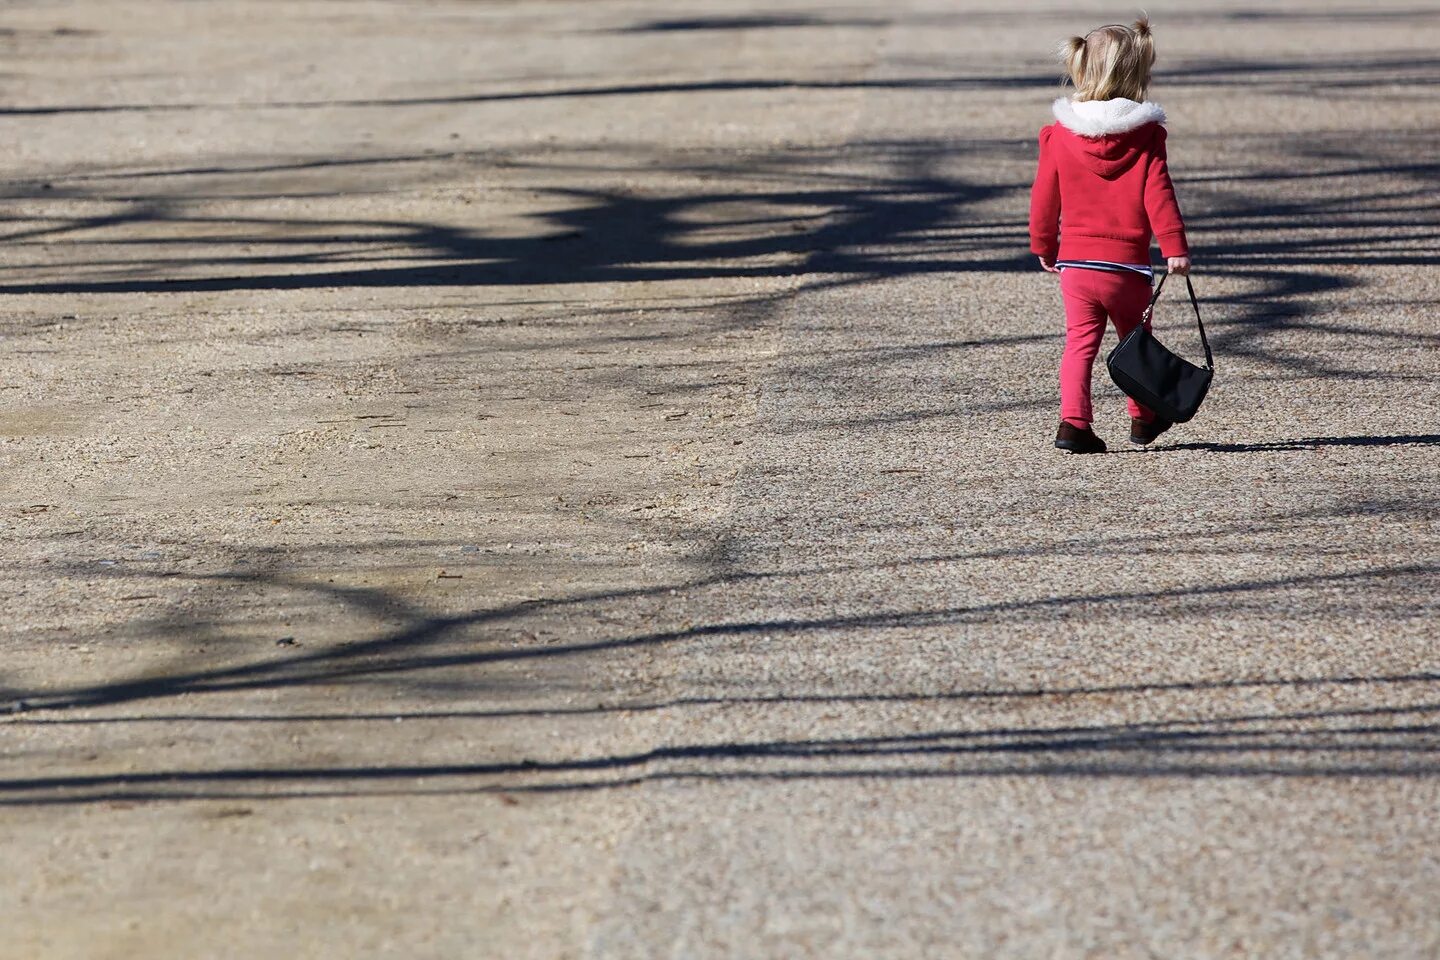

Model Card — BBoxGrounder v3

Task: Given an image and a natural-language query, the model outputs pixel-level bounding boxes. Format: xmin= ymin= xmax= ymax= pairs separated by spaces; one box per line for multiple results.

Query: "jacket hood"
xmin=1049 ymin=98 xmax=1167 ymax=179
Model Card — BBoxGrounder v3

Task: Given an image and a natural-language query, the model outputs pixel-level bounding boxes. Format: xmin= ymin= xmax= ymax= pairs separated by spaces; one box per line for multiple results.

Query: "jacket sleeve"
xmin=1028 ymin=126 xmax=1060 ymax=261
xmin=1144 ymin=126 xmax=1189 ymax=258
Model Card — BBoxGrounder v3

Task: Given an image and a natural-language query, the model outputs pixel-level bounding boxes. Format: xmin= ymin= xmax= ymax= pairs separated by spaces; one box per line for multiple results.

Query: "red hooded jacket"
xmin=1029 ymin=98 xmax=1188 ymax=264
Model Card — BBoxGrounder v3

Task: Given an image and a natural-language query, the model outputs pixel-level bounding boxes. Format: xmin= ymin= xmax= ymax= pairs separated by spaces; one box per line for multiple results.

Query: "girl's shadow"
xmin=1161 ymin=434 xmax=1440 ymax=453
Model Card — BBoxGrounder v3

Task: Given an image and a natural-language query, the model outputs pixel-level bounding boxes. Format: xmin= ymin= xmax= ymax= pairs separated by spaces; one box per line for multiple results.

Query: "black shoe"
xmin=1054 ymin=421 xmax=1107 ymax=454
xmin=1129 ymin=416 xmax=1174 ymax=445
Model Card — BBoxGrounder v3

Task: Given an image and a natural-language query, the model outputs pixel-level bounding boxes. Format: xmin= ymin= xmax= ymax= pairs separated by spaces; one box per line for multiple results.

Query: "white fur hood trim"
xmin=1052 ymin=97 xmax=1166 ymax=137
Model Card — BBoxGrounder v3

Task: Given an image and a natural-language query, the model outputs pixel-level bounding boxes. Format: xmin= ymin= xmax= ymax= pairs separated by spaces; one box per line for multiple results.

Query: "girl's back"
xmin=1028 ymin=17 xmax=1191 ymax=454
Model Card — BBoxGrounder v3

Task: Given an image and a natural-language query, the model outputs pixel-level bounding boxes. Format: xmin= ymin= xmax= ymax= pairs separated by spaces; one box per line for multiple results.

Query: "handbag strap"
xmin=1141 ymin=272 xmax=1213 ymax=370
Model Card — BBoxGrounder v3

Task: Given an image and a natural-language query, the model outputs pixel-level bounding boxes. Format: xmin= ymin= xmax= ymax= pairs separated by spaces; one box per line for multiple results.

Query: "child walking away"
xmin=1029 ymin=16 xmax=1191 ymax=454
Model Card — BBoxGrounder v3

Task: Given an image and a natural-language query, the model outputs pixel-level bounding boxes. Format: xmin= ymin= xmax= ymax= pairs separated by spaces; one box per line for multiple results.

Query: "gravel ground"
xmin=2 ymin=2 xmax=1439 ymax=958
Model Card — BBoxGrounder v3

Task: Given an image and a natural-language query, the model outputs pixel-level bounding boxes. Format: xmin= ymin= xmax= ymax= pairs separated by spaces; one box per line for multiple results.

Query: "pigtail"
xmin=1131 ymin=16 xmax=1156 ymax=93
xmin=1059 ymin=35 xmax=1087 ymax=90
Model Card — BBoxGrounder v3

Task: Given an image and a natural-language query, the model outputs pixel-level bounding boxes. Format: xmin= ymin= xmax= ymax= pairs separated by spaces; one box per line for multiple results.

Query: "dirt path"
xmin=4 ymin=2 xmax=1440 ymax=957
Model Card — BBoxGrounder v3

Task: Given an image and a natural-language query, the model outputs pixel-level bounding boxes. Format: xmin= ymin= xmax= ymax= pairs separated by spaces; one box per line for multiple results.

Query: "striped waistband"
xmin=1055 ymin=260 xmax=1155 ymax=282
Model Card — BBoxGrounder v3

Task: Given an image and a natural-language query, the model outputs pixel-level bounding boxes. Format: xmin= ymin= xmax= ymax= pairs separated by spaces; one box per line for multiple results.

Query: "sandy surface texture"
xmin=3 ymin=2 xmax=1439 ymax=958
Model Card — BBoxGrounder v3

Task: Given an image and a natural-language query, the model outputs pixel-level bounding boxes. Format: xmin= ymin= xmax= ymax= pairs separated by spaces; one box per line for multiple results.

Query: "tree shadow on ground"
xmin=6 ymin=47 xmax=1440 ymax=806
xmin=3 ymin=490 xmax=1437 ymax=806
xmin=608 ymin=14 xmax=890 ymax=33
xmin=0 ymin=139 xmax=1030 ymax=295
xmin=4 ymin=128 xmax=1439 ymax=381
xmin=6 ymin=669 xmax=1440 ymax=805
xmin=5 ymin=494 xmax=1435 ymax=714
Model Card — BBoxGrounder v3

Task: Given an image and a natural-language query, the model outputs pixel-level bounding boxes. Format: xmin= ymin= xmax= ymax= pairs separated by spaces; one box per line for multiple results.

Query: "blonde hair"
xmin=1060 ymin=17 xmax=1155 ymax=102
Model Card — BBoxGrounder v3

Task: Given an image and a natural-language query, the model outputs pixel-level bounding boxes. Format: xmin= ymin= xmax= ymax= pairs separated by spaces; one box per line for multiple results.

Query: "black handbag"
xmin=1106 ymin=273 xmax=1214 ymax=423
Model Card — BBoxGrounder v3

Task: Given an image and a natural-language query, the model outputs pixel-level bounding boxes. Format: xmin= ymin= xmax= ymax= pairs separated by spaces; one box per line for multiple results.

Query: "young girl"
xmin=1029 ymin=17 xmax=1190 ymax=454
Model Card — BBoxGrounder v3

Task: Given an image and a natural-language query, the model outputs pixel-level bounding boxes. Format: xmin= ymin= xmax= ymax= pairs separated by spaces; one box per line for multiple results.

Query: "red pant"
xmin=1059 ymin=268 xmax=1156 ymax=426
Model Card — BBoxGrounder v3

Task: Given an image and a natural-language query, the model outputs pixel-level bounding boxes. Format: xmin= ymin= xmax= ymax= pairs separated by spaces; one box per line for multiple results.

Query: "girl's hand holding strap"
xmin=1167 ymin=256 xmax=1191 ymax=276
